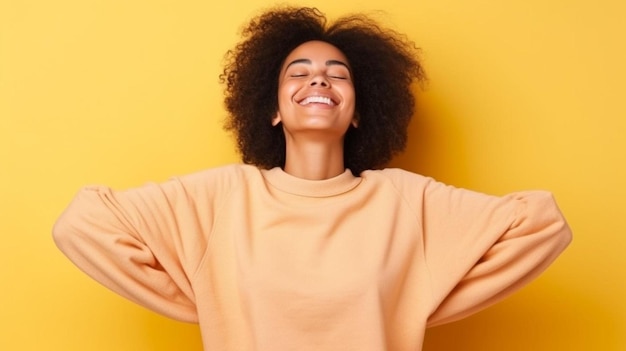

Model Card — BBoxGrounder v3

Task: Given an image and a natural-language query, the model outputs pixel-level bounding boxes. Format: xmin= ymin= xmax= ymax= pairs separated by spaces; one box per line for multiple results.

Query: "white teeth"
xmin=300 ymin=96 xmax=335 ymax=106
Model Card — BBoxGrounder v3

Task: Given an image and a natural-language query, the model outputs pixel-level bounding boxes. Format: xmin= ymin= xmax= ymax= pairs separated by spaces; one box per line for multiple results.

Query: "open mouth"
xmin=298 ymin=96 xmax=336 ymax=106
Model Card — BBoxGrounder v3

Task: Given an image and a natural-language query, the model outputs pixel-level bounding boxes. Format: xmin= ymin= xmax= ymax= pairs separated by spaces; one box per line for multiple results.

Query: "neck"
xmin=283 ymin=138 xmax=345 ymax=180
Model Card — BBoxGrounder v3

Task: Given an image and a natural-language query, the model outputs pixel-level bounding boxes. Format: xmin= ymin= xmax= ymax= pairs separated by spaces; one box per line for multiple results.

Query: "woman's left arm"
xmin=420 ymin=183 xmax=572 ymax=327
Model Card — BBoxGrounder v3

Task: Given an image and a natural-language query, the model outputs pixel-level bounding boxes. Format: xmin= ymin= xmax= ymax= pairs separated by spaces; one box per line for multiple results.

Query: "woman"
xmin=53 ymin=7 xmax=572 ymax=350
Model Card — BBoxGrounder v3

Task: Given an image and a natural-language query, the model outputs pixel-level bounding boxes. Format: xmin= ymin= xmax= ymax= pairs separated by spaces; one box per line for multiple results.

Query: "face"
xmin=273 ymin=41 xmax=356 ymax=139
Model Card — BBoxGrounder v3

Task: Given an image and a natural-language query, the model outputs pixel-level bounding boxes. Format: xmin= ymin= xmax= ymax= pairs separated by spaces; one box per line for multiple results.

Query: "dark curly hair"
xmin=221 ymin=7 xmax=426 ymax=175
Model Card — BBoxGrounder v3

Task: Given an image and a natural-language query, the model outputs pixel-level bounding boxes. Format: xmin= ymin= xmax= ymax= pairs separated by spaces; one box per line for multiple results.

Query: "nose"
xmin=309 ymin=74 xmax=329 ymax=88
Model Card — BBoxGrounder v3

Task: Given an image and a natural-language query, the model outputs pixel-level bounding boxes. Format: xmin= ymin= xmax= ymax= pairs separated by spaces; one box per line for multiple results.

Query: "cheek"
xmin=342 ymin=88 xmax=356 ymax=109
xmin=277 ymin=83 xmax=295 ymax=105
xmin=278 ymin=84 xmax=289 ymax=100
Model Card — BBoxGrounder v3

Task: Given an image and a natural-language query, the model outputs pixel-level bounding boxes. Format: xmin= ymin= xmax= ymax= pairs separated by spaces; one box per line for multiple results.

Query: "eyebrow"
xmin=284 ymin=58 xmax=351 ymax=71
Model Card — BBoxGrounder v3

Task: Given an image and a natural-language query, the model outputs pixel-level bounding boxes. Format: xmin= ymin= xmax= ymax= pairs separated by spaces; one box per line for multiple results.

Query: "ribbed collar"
xmin=262 ymin=167 xmax=362 ymax=198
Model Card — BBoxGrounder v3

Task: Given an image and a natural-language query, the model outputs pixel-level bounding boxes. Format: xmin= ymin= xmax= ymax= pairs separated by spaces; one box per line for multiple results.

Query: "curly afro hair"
xmin=221 ymin=7 xmax=426 ymax=175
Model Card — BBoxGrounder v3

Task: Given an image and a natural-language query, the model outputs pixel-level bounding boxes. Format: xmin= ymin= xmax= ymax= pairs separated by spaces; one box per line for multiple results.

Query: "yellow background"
xmin=1 ymin=0 xmax=624 ymax=350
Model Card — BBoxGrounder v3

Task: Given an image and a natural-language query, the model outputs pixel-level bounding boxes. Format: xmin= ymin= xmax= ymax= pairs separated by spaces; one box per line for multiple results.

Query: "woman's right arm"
xmin=53 ymin=172 xmax=221 ymax=322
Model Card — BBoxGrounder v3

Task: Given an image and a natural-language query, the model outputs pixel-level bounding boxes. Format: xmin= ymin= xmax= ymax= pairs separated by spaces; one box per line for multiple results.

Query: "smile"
xmin=298 ymin=96 xmax=336 ymax=106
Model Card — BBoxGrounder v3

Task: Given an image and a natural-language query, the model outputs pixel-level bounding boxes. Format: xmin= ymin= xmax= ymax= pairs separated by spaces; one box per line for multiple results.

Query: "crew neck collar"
xmin=262 ymin=167 xmax=361 ymax=198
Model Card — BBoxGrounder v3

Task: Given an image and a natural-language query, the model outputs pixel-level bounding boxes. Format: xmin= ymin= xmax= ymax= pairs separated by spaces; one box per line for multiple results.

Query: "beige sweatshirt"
xmin=53 ymin=164 xmax=571 ymax=350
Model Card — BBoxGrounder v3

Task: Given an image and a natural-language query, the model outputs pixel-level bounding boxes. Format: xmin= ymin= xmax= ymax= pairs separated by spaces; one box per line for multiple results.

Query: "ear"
xmin=272 ymin=111 xmax=282 ymax=126
xmin=351 ymin=112 xmax=359 ymax=128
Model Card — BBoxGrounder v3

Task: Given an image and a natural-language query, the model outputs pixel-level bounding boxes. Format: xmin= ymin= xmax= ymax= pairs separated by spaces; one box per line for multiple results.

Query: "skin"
xmin=272 ymin=41 xmax=357 ymax=180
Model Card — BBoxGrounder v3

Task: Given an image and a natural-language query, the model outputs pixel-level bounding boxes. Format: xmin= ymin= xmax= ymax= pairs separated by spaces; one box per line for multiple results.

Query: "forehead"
xmin=282 ymin=40 xmax=350 ymax=67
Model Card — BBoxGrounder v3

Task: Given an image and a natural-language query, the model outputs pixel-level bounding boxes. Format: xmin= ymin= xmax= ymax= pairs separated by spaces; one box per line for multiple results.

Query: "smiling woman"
xmin=221 ymin=7 xmax=425 ymax=176
xmin=273 ymin=41 xmax=357 ymax=179
xmin=52 ymin=6 xmax=572 ymax=351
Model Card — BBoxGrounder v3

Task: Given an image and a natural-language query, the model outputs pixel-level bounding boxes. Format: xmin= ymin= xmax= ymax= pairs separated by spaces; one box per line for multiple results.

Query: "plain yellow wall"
xmin=1 ymin=0 xmax=624 ymax=350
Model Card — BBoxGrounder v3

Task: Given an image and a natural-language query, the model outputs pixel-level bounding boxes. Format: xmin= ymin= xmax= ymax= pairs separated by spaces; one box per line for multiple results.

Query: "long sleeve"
xmin=52 ymin=173 xmax=220 ymax=322
xmin=420 ymin=181 xmax=572 ymax=326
